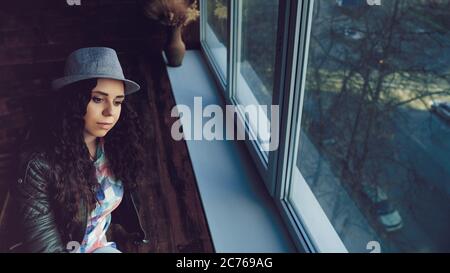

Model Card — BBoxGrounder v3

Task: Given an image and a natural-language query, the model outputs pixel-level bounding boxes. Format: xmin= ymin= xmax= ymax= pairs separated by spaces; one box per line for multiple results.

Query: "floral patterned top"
xmin=76 ymin=138 xmax=124 ymax=253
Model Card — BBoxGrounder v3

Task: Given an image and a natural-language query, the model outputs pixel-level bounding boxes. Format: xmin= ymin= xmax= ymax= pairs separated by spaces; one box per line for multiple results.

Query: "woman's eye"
xmin=92 ymin=96 xmax=123 ymax=106
xmin=92 ymin=97 xmax=103 ymax=103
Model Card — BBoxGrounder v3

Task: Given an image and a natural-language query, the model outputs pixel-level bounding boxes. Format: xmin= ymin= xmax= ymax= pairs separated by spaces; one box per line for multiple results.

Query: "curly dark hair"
xmin=25 ymin=79 xmax=146 ymax=239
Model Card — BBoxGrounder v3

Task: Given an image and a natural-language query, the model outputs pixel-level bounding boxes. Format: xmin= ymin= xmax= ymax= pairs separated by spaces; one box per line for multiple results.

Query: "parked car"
xmin=375 ymin=197 xmax=404 ymax=232
xmin=363 ymin=185 xmax=404 ymax=232
xmin=431 ymin=101 xmax=450 ymax=122
xmin=343 ymin=27 xmax=365 ymax=40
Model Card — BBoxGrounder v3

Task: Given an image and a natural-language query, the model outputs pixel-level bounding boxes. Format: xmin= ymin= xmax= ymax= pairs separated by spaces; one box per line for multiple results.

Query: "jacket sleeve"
xmin=11 ymin=153 xmax=67 ymax=253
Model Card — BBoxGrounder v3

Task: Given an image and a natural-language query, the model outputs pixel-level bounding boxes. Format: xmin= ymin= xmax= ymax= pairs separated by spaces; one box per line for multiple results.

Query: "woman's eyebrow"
xmin=92 ymin=90 xmax=125 ymax=99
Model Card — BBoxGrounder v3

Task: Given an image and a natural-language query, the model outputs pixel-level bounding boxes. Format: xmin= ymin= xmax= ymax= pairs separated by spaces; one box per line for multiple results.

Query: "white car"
xmin=364 ymin=185 xmax=404 ymax=232
xmin=343 ymin=28 xmax=365 ymax=40
xmin=375 ymin=197 xmax=404 ymax=232
xmin=431 ymin=101 xmax=450 ymax=122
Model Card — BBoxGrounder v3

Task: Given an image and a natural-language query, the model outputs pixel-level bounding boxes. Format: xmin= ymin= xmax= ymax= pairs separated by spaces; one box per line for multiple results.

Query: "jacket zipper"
xmin=129 ymin=192 xmax=148 ymax=243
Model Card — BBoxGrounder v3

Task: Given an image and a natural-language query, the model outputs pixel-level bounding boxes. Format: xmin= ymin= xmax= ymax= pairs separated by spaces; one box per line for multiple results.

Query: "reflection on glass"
xmin=234 ymin=0 xmax=279 ymax=153
xmin=206 ymin=0 xmax=228 ymax=80
xmin=295 ymin=0 xmax=450 ymax=252
xmin=236 ymin=0 xmax=278 ymax=107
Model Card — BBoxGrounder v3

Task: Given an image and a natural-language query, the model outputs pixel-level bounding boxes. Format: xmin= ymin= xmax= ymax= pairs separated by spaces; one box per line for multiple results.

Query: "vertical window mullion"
xmin=274 ymin=0 xmax=323 ymax=253
xmin=287 ymin=0 xmax=317 ymax=252
xmin=228 ymin=0 xmax=239 ymax=102
xmin=268 ymin=0 xmax=299 ymax=197
xmin=225 ymin=0 xmax=232 ymax=99
xmin=200 ymin=0 xmax=206 ymax=45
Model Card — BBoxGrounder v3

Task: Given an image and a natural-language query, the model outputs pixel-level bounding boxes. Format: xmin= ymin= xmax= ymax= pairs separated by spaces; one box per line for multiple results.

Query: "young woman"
xmin=10 ymin=47 xmax=148 ymax=253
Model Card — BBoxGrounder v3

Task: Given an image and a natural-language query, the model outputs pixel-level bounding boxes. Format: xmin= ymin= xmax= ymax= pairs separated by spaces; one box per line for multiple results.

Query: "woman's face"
xmin=84 ymin=78 xmax=125 ymax=139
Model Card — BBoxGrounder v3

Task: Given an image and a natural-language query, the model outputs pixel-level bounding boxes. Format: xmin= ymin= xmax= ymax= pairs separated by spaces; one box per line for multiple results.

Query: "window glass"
xmin=234 ymin=0 xmax=279 ymax=153
xmin=292 ymin=0 xmax=450 ymax=252
xmin=205 ymin=0 xmax=229 ymax=80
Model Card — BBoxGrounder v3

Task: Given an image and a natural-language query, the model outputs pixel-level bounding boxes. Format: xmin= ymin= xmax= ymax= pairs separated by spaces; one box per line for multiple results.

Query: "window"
xmin=201 ymin=0 xmax=450 ymax=253
xmin=203 ymin=0 xmax=229 ymax=83
xmin=201 ymin=0 xmax=283 ymax=177
xmin=287 ymin=0 xmax=450 ymax=252
xmin=232 ymin=0 xmax=279 ymax=157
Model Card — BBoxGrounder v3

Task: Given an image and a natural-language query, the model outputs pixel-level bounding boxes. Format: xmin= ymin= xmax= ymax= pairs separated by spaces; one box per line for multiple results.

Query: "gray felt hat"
xmin=52 ymin=47 xmax=140 ymax=95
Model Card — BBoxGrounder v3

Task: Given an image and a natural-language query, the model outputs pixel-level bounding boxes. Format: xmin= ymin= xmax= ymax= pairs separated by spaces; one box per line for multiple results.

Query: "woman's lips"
xmin=97 ymin=122 xmax=113 ymax=129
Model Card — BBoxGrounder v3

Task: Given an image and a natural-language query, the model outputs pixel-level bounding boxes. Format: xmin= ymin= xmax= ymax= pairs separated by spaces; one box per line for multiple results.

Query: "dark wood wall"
xmin=0 ymin=0 xmax=213 ymax=253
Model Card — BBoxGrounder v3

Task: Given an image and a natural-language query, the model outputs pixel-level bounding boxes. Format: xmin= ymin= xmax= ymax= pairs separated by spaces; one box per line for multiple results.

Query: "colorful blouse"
xmin=76 ymin=138 xmax=124 ymax=253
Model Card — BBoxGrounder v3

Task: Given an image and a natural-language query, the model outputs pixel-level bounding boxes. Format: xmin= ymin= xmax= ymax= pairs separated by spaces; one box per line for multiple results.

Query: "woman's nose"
xmin=102 ymin=102 xmax=115 ymax=116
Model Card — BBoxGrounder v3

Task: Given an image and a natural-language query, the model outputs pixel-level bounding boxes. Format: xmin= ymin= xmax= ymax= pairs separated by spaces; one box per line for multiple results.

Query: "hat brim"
xmin=52 ymin=74 xmax=140 ymax=95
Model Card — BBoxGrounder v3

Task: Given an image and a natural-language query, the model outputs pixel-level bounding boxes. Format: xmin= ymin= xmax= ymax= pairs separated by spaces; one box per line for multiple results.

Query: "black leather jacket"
xmin=8 ymin=151 xmax=148 ymax=253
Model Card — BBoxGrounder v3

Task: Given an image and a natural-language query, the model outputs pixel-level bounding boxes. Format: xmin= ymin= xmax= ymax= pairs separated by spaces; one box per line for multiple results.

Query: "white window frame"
xmin=274 ymin=0 xmax=348 ymax=252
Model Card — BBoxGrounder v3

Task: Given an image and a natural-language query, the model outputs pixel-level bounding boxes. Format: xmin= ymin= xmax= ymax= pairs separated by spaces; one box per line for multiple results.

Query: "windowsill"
xmin=165 ymin=50 xmax=297 ymax=253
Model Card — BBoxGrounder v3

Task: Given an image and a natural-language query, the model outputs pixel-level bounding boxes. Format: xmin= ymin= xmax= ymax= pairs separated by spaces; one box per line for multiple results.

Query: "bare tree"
xmin=303 ymin=0 xmax=450 ymax=251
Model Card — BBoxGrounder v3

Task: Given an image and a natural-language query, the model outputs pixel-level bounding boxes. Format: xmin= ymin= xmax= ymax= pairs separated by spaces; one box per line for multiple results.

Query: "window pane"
xmin=292 ymin=0 xmax=450 ymax=252
xmin=205 ymin=0 xmax=228 ymax=80
xmin=234 ymin=0 xmax=279 ymax=153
